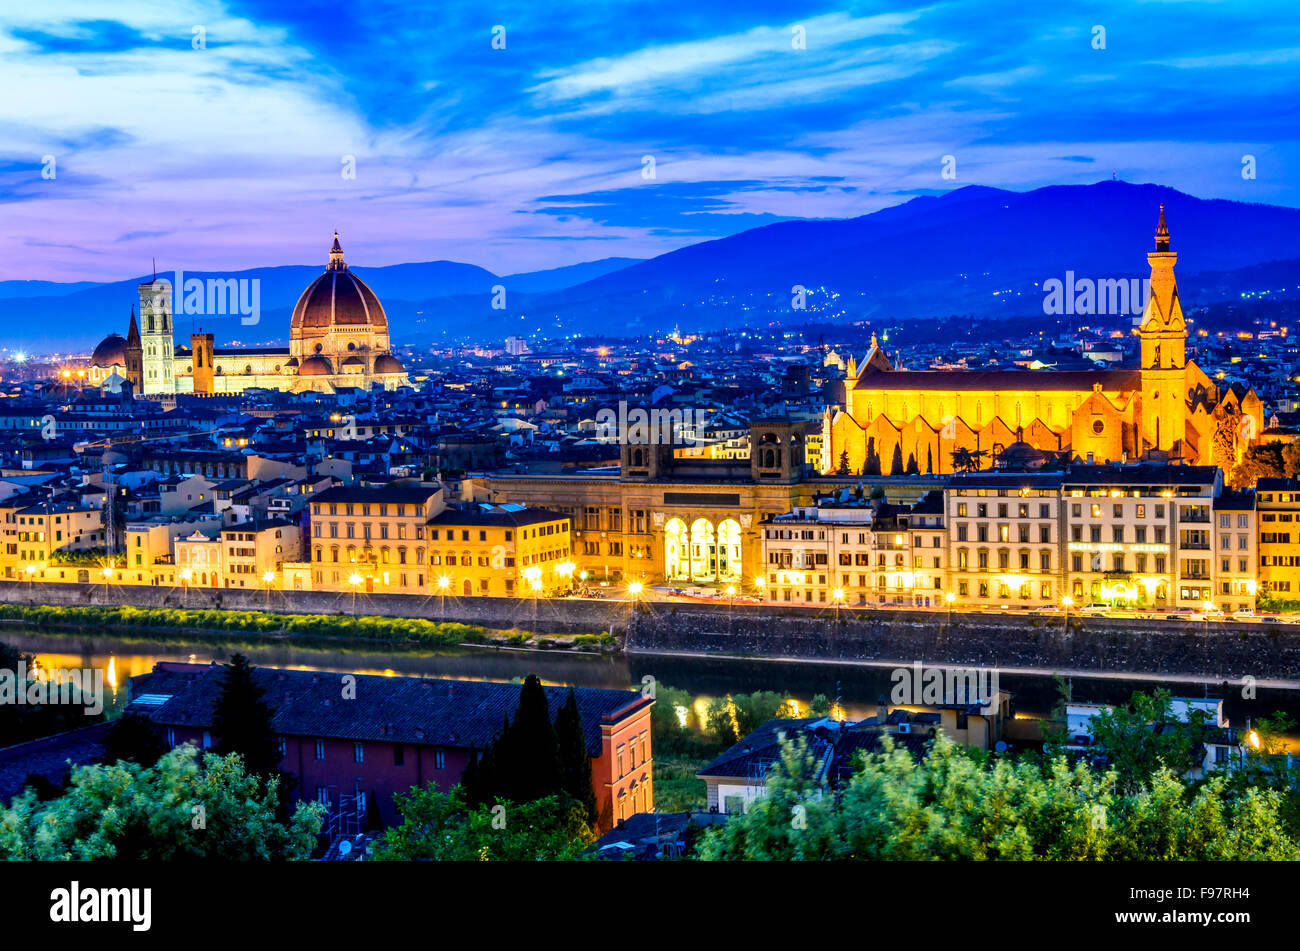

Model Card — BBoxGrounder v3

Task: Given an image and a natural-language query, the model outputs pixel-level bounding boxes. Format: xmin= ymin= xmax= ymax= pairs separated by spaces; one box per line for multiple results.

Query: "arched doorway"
xmin=716 ymin=519 xmax=742 ymax=583
xmin=664 ymin=518 xmax=689 ymax=581
xmin=689 ymin=519 xmax=716 ymax=582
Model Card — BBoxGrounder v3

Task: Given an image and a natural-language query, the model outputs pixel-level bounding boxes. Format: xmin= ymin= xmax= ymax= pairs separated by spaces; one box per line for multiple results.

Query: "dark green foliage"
xmin=556 ymin=688 xmax=597 ymax=824
xmin=211 ymin=654 xmax=282 ymax=780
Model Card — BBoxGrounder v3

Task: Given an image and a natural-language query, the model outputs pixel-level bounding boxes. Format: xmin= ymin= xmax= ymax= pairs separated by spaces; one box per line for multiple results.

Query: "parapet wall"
xmin=0 ymin=582 xmax=1297 ymax=681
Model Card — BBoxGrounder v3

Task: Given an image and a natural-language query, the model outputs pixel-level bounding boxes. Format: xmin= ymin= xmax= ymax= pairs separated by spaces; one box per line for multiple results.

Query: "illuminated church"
xmin=88 ymin=234 xmax=409 ymax=395
xmin=821 ymin=207 xmax=1263 ymax=475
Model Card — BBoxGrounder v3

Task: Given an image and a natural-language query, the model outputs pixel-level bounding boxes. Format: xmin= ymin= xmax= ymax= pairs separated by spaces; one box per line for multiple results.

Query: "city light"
xmin=437 ymin=575 xmax=451 ymax=590
xmin=628 ymin=581 xmax=643 ymax=596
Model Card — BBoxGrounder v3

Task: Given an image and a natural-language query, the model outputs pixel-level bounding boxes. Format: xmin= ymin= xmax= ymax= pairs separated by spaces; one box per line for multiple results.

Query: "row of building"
xmin=760 ymin=465 xmax=1300 ymax=614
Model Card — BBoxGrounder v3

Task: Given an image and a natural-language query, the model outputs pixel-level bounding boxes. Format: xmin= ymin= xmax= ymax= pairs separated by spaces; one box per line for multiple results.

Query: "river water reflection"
xmin=7 ymin=627 xmax=1300 ymax=732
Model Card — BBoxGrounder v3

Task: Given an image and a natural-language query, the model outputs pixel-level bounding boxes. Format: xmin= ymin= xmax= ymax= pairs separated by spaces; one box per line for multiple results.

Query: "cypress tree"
xmin=505 ymin=675 xmax=562 ymax=803
xmin=889 ymin=443 xmax=904 ymax=476
xmin=555 ymin=688 xmax=597 ymax=824
xmin=211 ymin=654 xmax=282 ymax=779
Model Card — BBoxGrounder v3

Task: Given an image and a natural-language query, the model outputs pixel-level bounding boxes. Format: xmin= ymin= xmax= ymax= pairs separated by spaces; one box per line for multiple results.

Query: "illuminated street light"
xmin=627 ymin=581 xmax=643 ymax=597
xmin=262 ymin=570 xmax=275 ymax=584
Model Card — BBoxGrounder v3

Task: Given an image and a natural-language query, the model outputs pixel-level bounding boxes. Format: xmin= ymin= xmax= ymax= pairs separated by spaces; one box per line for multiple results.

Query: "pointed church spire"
xmin=1155 ymin=203 xmax=1170 ymax=252
xmin=328 ymin=231 xmax=346 ymax=271
xmin=126 ymin=306 xmax=141 ymax=347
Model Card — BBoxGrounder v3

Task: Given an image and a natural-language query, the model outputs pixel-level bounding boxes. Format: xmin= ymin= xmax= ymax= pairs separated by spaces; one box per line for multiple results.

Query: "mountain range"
xmin=5 ymin=181 xmax=1300 ymax=352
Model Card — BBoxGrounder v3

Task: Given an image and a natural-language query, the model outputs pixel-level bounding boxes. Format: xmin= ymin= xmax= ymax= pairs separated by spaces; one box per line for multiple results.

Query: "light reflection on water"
xmin=6 ymin=627 xmax=1300 ymax=734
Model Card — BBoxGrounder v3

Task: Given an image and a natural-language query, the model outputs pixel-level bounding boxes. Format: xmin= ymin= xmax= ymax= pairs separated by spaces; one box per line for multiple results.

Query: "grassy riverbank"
xmin=0 ymin=603 xmax=614 ymax=652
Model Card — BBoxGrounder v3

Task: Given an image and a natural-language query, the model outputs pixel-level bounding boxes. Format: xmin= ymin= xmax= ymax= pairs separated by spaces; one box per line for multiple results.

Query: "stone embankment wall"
xmin=1 ymin=582 xmax=1297 ymax=681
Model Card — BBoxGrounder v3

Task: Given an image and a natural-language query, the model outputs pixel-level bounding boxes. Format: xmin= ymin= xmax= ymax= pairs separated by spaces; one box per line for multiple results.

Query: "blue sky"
xmin=3 ymin=0 xmax=1299 ymax=280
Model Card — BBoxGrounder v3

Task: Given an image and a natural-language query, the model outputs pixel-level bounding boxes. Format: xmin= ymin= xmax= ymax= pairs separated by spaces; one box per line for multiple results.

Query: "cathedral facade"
xmin=89 ymin=234 xmax=409 ymax=395
xmin=822 ymin=208 xmax=1263 ymax=476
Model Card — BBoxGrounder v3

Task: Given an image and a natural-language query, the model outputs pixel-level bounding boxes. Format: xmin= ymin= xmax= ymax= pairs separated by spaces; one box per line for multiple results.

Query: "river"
xmin=7 ymin=626 xmax=1300 ymax=734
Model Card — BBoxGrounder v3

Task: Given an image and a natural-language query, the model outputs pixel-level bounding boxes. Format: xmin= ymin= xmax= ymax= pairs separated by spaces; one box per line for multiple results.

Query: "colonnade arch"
xmin=663 ymin=515 xmax=742 ymax=584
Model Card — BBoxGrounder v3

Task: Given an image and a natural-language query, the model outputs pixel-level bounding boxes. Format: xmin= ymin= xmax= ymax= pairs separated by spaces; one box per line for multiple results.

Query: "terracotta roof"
xmin=127 ymin=664 xmax=648 ymax=756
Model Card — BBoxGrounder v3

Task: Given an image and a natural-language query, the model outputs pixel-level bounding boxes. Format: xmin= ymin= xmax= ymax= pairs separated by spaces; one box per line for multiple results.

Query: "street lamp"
xmin=754 ymin=575 xmax=766 ymax=602
xmin=349 ymin=572 xmax=363 ymax=614
xmin=437 ymin=574 xmax=451 ymax=621
xmin=262 ymin=570 xmax=275 ymax=605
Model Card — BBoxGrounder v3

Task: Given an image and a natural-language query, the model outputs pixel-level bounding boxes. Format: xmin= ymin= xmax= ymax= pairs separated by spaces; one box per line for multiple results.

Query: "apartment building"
xmin=220 ymin=519 xmax=303 ymax=588
xmin=760 ymin=489 xmax=944 ymax=606
xmin=309 ymin=483 xmax=444 ymax=594
xmin=1059 ymin=465 xmax=1221 ymax=611
xmin=1214 ymin=491 xmax=1257 ymax=614
xmin=764 ymin=463 xmax=1257 ymax=613
xmin=0 ymin=494 xmax=106 ymax=578
xmin=1256 ymin=478 xmax=1300 ymax=601
xmin=428 ymin=504 xmax=573 ymax=598
xmin=946 ymin=472 xmax=1063 ymax=609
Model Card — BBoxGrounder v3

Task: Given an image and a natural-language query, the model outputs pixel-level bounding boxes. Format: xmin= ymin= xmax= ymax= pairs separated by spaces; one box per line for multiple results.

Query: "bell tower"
xmin=138 ymin=277 xmax=176 ymax=394
xmin=1138 ymin=204 xmax=1187 ymax=456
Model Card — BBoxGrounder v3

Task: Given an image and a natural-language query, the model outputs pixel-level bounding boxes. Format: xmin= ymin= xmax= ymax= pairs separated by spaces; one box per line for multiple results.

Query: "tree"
xmin=808 ymin=694 xmax=831 ymax=717
xmin=1229 ymin=442 xmax=1285 ymax=488
xmin=905 ymin=452 xmax=919 ymax=475
xmin=211 ymin=654 xmax=282 ymax=780
xmin=950 ymin=447 xmax=975 ymax=473
xmin=698 ymin=732 xmax=1300 ymax=861
xmin=503 ymin=675 xmax=562 ymax=804
xmin=863 ymin=437 xmax=881 ymax=476
xmin=1088 ymin=689 xmax=1205 ymax=794
xmin=373 ymin=785 xmax=591 ymax=861
xmin=101 ymin=711 xmax=168 ymax=767
xmin=555 ymin=688 xmax=597 ymax=825
xmin=0 ymin=747 xmax=324 ymax=860
xmin=463 ymin=677 xmax=564 ymax=808
xmin=889 ymin=444 xmax=904 ymax=476
xmin=836 ymin=451 xmax=851 ymax=476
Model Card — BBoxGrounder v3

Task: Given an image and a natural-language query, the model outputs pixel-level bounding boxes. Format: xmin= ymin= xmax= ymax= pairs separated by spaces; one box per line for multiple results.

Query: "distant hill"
xmin=6 ymin=180 xmax=1300 ymax=349
xmin=0 ymin=257 xmax=642 ymax=350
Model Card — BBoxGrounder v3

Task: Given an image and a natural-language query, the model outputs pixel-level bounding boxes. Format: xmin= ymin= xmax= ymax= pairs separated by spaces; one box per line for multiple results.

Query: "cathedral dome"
xmin=374 ymin=353 xmax=405 ymax=374
xmin=90 ymin=334 xmax=128 ymax=367
xmin=290 ymin=233 xmax=387 ymax=333
xmin=298 ymin=355 xmax=334 ymax=376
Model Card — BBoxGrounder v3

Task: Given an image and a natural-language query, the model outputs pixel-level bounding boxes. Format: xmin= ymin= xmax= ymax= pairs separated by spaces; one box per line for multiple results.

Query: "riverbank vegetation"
xmin=0 ymin=603 xmax=613 ymax=652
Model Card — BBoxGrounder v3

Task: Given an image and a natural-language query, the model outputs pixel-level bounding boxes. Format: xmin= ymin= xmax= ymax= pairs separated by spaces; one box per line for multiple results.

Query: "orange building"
xmin=823 ymin=207 xmax=1263 ymax=475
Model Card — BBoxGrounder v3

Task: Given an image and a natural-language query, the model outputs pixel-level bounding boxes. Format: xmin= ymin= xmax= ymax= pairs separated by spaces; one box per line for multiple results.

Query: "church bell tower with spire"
xmin=137 ymin=275 xmax=175 ymax=394
xmin=1137 ymin=204 xmax=1187 ymax=457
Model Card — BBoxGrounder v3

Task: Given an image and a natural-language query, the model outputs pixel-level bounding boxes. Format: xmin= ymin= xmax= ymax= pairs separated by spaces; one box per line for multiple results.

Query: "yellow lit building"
xmin=428 ymin=506 xmax=573 ymax=598
xmin=1256 ymin=478 xmax=1300 ymax=601
xmin=823 ymin=208 xmax=1264 ymax=476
